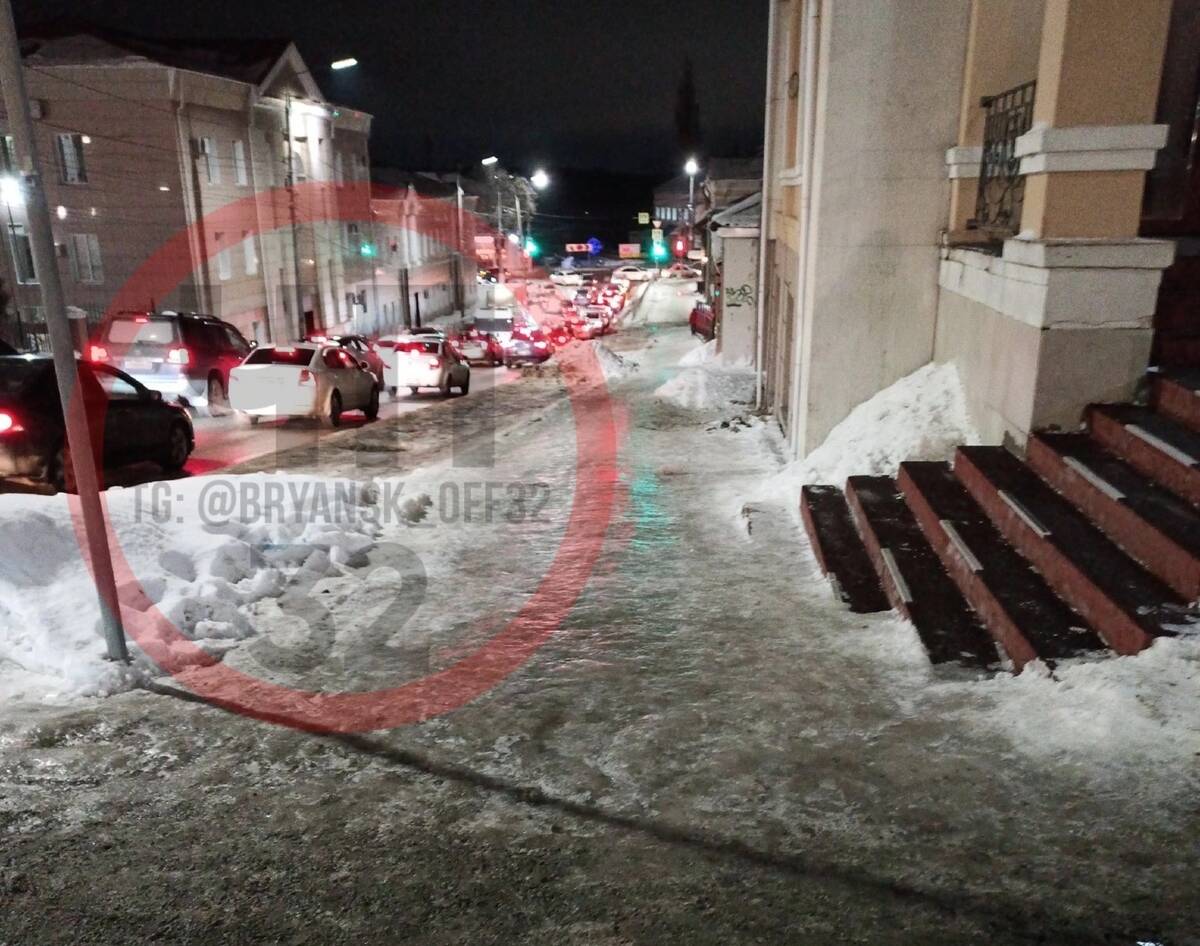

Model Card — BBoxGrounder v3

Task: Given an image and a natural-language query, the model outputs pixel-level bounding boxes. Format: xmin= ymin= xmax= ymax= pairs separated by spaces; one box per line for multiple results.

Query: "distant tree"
xmin=674 ymin=56 xmax=703 ymax=156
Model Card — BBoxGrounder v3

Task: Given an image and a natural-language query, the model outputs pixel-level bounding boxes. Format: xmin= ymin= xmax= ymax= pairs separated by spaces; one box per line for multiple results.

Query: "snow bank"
xmin=0 ymin=474 xmax=383 ymax=700
xmin=654 ymin=339 xmax=756 ymax=411
xmin=592 ymin=342 xmax=639 ymax=381
xmin=758 ymin=362 xmax=977 ymax=509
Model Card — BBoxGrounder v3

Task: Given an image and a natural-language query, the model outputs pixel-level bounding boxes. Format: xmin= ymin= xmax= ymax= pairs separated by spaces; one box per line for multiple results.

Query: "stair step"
xmin=955 ymin=446 xmax=1188 ymax=654
xmin=1087 ymin=404 xmax=1200 ymax=506
xmin=845 ymin=475 xmax=999 ymax=670
xmin=898 ymin=461 xmax=1103 ymax=669
xmin=1028 ymin=433 xmax=1200 ymax=601
xmin=1151 ymin=369 xmax=1200 ymax=433
xmin=800 ymin=485 xmax=890 ymax=614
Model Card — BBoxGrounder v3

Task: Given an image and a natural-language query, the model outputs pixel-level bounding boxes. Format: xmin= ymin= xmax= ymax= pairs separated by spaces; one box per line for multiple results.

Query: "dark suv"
xmin=89 ymin=311 xmax=252 ymax=415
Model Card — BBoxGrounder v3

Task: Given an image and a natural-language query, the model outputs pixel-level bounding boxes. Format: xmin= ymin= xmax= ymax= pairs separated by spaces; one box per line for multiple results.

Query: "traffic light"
xmin=524 ymin=237 xmax=540 ymax=258
xmin=674 ymin=237 xmax=687 ymax=258
xmin=650 ymin=242 xmax=669 ymax=261
xmin=359 ymin=242 xmax=377 ymax=258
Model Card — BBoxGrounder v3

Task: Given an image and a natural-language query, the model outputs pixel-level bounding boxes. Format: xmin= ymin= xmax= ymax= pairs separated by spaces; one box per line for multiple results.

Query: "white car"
xmin=549 ymin=270 xmax=584 ymax=286
xmin=663 ymin=263 xmax=702 ymax=279
xmin=230 ymin=343 xmax=380 ymax=427
xmin=611 ymin=265 xmax=651 ymax=283
xmin=387 ymin=335 xmax=471 ymax=397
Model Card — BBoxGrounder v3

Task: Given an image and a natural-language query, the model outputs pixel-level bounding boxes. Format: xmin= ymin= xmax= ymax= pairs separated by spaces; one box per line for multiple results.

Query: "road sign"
xmin=618 ymin=243 xmax=642 ymax=259
xmin=687 ymin=249 xmax=705 ymax=261
xmin=565 ymin=243 xmax=590 ymax=253
xmin=586 ymin=237 xmax=603 ymax=256
xmin=651 ymin=228 xmax=664 ymax=243
xmin=637 ymin=212 xmax=650 ymax=225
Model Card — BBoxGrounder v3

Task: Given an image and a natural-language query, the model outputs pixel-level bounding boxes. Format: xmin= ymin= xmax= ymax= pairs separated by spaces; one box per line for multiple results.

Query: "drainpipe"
xmin=246 ymin=92 xmax=273 ymax=343
xmin=789 ymin=0 xmax=822 ymax=453
xmin=754 ymin=0 xmax=780 ymax=410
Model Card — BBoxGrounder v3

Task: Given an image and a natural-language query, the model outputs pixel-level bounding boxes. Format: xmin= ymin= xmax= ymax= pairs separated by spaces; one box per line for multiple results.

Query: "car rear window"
xmin=105 ymin=318 xmax=178 ymax=346
xmin=473 ymin=318 xmax=513 ymax=334
xmin=245 ymin=347 xmax=315 ymax=366
xmin=396 ymin=340 xmax=441 ymax=354
xmin=0 ymin=359 xmax=51 ymax=396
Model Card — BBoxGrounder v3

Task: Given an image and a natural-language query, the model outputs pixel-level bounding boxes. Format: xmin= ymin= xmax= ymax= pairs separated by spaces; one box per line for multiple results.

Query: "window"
xmin=198 ymin=137 xmax=220 ymax=184
xmin=216 ymin=247 xmax=232 ymax=281
xmin=242 ymin=231 xmax=258 ymax=276
xmin=90 ymin=364 xmax=142 ymax=400
xmin=56 ymin=133 xmax=87 ymax=184
xmin=347 ymin=221 xmax=360 ymax=250
xmin=67 ymin=233 xmax=103 ymax=283
xmin=7 ymin=223 xmax=35 ymax=283
xmin=221 ymin=324 xmax=251 ymax=356
xmin=334 ymin=152 xmax=345 ymax=186
xmin=0 ymin=135 xmax=14 ymax=172
xmin=232 ymin=140 xmax=248 ymax=186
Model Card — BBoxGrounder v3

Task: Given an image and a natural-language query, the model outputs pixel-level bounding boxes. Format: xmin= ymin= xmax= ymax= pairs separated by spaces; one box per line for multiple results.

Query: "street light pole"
xmin=284 ymin=91 xmax=305 ymax=338
xmin=0 ymin=0 xmax=128 ymax=662
xmin=685 ymin=157 xmax=699 ymax=250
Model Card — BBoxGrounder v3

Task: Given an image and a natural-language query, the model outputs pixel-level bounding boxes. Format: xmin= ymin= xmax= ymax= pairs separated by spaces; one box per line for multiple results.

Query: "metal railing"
xmin=972 ymin=80 xmax=1037 ymax=235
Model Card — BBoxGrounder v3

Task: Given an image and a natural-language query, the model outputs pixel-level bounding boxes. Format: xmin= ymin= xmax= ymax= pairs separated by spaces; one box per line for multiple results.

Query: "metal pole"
xmin=494 ymin=173 xmax=504 ymax=285
xmin=285 ymin=91 xmax=305 ymax=337
xmin=0 ymin=0 xmax=128 ymax=662
xmin=688 ymin=172 xmax=696 ymax=247
xmin=454 ymin=173 xmax=465 ymax=314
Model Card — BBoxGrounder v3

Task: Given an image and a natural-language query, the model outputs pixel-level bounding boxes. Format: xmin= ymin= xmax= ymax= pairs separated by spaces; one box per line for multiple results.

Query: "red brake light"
xmin=428 ymin=358 xmax=441 ymax=368
xmin=88 ymin=344 xmax=108 ymax=362
xmin=166 ymin=347 xmax=190 ymax=365
xmin=298 ymin=368 xmax=314 ymax=384
xmin=134 ymin=316 xmax=149 ymax=324
xmin=0 ymin=412 xmax=20 ymax=434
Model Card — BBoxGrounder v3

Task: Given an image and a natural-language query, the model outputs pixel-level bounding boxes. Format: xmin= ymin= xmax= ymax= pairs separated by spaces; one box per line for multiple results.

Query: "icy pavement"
xmin=0 ymin=282 xmax=1197 ymax=944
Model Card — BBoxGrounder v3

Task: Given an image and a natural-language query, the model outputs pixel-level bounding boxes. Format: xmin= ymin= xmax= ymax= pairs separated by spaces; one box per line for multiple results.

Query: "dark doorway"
xmin=1143 ymin=0 xmax=1200 ymax=367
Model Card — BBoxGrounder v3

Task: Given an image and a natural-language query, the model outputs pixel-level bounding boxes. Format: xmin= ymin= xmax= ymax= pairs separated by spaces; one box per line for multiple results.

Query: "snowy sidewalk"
xmin=0 ymin=294 xmax=1196 ymax=943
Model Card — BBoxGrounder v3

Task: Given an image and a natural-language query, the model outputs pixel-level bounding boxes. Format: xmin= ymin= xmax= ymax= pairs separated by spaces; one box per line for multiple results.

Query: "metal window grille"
xmin=972 ymin=80 xmax=1037 ymax=234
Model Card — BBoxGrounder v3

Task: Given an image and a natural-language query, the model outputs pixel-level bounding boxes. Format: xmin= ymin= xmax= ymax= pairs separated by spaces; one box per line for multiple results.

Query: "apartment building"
xmin=758 ymin=0 xmax=1197 ymax=456
xmin=0 ymin=29 xmax=377 ymax=349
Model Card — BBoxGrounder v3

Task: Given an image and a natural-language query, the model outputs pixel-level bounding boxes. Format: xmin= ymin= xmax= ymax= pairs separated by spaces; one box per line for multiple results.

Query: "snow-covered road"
xmin=0 ymin=281 xmax=1196 ymax=944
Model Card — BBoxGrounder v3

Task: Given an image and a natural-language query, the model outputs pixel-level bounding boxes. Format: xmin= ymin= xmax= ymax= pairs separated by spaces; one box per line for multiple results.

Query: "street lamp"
xmin=685 ymin=157 xmax=700 ymax=250
xmin=531 ymin=168 xmax=550 ymax=190
xmin=330 ymin=57 xmax=358 ymax=70
xmin=481 ymin=155 xmax=499 ymax=167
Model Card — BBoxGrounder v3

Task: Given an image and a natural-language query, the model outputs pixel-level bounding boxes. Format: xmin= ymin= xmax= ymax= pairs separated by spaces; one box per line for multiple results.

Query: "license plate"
xmin=124 ymin=358 xmax=153 ymax=371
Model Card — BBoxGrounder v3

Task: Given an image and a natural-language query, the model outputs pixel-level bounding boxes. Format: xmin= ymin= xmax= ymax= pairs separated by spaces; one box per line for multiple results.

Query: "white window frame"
xmin=7 ymin=223 xmax=36 ymax=284
xmin=232 ymin=139 xmax=248 ymax=186
xmin=56 ymin=133 xmax=88 ymax=184
xmin=242 ymin=231 xmax=258 ymax=276
xmin=67 ymin=233 xmax=103 ymax=284
xmin=214 ymin=233 xmax=232 ymax=280
xmin=199 ymin=137 xmax=220 ymax=185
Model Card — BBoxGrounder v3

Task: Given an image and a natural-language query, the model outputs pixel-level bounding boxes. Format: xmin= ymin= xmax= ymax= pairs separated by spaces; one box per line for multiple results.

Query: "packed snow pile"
xmin=757 ymin=362 xmax=978 ymax=511
xmin=654 ymin=339 xmax=756 ymax=411
xmin=0 ymin=474 xmax=390 ymax=700
xmin=592 ymin=342 xmax=639 ymax=381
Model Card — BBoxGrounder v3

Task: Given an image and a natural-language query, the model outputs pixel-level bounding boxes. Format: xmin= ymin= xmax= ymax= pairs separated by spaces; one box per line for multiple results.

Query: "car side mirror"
xmin=148 ymin=389 xmax=162 ymax=402
xmin=248 ymin=340 xmax=258 ymax=350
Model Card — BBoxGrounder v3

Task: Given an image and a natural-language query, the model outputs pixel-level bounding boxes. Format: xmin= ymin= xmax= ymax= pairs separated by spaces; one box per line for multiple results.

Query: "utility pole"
xmin=493 ymin=170 xmax=504 ymax=285
xmin=454 ymin=172 xmax=465 ymax=314
xmin=514 ymin=193 xmax=523 ymax=275
xmin=284 ymin=91 xmax=305 ymax=338
xmin=0 ymin=0 xmax=128 ymax=662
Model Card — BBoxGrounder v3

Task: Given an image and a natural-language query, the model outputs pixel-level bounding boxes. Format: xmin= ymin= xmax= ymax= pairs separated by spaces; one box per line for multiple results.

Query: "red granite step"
xmin=800 ymin=485 xmax=890 ymax=614
xmin=898 ymin=461 xmax=1103 ymax=670
xmin=1028 ymin=432 xmax=1200 ymax=601
xmin=954 ymin=446 xmax=1187 ymax=655
xmin=1151 ymin=369 xmax=1200 ymax=433
xmin=845 ymin=475 xmax=999 ymax=670
xmin=1087 ymin=404 xmax=1200 ymax=506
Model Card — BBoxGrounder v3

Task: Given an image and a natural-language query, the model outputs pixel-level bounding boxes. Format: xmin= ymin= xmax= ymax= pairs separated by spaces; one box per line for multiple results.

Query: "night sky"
xmin=15 ymin=0 xmax=769 ymax=177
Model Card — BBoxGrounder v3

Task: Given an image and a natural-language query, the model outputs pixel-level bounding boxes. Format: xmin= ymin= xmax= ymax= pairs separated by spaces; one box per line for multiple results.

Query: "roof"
xmin=710 ymin=192 xmax=762 ymax=230
xmin=21 ymin=28 xmax=293 ymax=86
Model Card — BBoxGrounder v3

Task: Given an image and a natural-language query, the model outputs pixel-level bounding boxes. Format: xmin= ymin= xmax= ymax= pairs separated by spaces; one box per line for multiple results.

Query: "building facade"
xmin=758 ymin=0 xmax=1196 ymax=456
xmin=0 ymin=31 xmax=473 ymax=351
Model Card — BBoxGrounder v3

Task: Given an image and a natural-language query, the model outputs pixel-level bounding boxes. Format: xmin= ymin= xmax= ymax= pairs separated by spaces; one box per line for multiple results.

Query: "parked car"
xmin=88 ymin=311 xmax=253 ymax=416
xmin=0 ymin=354 xmax=194 ymax=491
xmin=690 ymin=301 xmax=717 ymax=341
xmin=386 ymin=336 xmax=470 ymax=396
xmin=229 ymin=343 xmax=380 ymax=427
xmin=611 ymin=265 xmax=651 ymax=283
xmin=550 ymin=270 xmax=584 ymax=286
xmin=306 ymin=333 xmax=385 ymax=384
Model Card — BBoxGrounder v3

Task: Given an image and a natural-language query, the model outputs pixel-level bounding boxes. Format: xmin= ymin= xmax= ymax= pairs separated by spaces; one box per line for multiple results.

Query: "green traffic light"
xmin=524 ymin=238 xmax=540 ymax=257
xmin=359 ymin=242 xmax=376 ymax=258
xmin=651 ymin=242 xmax=668 ymax=260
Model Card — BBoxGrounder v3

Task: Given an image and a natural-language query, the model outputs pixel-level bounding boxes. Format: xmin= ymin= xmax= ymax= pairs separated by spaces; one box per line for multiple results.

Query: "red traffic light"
xmin=674 ymin=238 xmax=686 ymax=257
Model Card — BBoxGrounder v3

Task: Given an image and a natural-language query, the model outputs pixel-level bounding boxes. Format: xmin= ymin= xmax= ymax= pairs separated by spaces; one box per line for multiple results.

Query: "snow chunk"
xmin=654 ymin=339 xmax=756 ymax=411
xmin=760 ymin=362 xmax=977 ymax=508
xmin=592 ymin=342 xmax=639 ymax=381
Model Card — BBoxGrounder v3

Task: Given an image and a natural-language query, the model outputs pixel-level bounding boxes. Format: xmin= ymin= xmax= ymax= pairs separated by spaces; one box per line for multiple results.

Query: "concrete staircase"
xmin=801 ymin=371 xmax=1200 ymax=671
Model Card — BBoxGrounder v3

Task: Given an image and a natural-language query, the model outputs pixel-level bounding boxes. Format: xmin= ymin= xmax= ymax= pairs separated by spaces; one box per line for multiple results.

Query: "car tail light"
xmin=298 ymin=369 xmax=314 ymax=385
xmin=87 ymin=344 xmax=108 ymax=362
xmin=166 ymin=347 xmax=190 ymax=365
xmin=0 ymin=412 xmax=21 ymax=434
xmin=428 ymin=358 xmax=442 ymax=369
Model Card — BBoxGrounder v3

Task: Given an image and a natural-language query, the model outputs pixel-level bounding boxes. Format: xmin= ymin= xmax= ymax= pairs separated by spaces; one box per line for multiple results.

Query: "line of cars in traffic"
xmin=0 ymin=274 xmax=638 ymax=491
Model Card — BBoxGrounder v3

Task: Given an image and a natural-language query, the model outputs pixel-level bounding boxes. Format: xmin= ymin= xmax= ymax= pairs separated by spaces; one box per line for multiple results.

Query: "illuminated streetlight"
xmin=331 ymin=58 xmax=358 ymax=70
xmin=531 ymin=168 xmax=550 ymax=190
xmin=684 ymin=157 xmax=699 ymax=176
xmin=0 ymin=175 xmax=22 ymax=206
xmin=481 ymin=155 xmax=499 ymax=167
